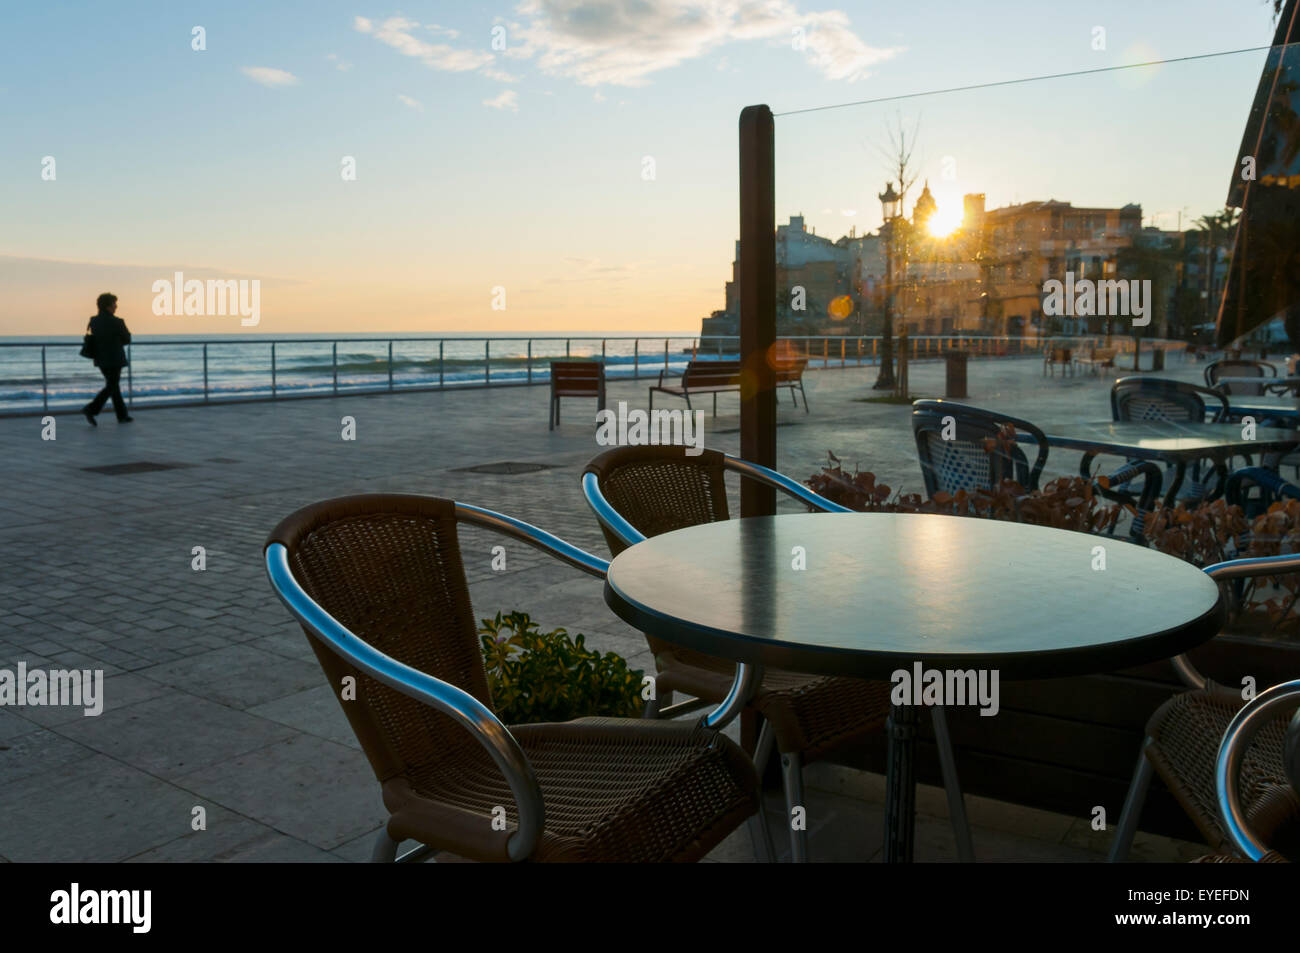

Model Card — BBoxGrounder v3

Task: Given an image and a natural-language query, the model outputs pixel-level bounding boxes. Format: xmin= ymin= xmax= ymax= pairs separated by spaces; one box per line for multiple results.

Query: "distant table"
xmin=1035 ymin=420 xmax=1300 ymax=506
xmin=1223 ymin=396 xmax=1300 ymax=426
xmin=603 ymin=512 xmax=1224 ymax=862
xmin=1215 ymin=376 xmax=1300 ymax=396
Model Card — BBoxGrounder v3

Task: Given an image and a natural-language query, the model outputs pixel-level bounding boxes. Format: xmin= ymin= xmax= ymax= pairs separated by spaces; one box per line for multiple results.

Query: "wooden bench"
xmin=650 ymin=358 xmax=809 ymax=414
xmin=1043 ymin=347 xmax=1073 ymax=376
xmin=775 ymin=356 xmax=810 ymax=412
xmin=1074 ymin=346 xmax=1117 ymax=375
xmin=549 ymin=360 xmax=605 ymax=430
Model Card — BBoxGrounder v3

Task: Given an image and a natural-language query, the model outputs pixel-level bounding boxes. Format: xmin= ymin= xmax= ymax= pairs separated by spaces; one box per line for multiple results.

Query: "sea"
xmin=0 ymin=331 xmax=769 ymax=412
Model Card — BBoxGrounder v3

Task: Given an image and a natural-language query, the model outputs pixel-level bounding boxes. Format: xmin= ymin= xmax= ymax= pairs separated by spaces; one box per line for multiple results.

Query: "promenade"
xmin=0 ymin=352 xmax=1211 ymax=862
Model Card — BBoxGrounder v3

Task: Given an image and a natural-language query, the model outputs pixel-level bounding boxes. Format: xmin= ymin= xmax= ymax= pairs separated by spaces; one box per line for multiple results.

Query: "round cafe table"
xmin=603 ymin=512 xmax=1224 ymax=862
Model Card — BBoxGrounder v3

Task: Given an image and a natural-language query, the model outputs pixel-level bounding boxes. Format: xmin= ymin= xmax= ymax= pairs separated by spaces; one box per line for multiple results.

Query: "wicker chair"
xmin=1108 ymin=557 xmax=1300 ymax=862
xmin=581 ymin=446 xmax=974 ymax=864
xmin=911 ymin=400 xmax=1162 ymax=537
xmin=1190 ymin=678 xmax=1300 ymax=863
xmin=1205 ymin=359 xmax=1277 ymax=397
xmin=264 ymin=494 xmax=758 ymax=863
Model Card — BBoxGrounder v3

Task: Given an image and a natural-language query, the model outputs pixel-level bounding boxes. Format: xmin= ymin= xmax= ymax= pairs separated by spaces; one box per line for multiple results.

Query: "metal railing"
xmin=0 ymin=333 xmax=1173 ymax=416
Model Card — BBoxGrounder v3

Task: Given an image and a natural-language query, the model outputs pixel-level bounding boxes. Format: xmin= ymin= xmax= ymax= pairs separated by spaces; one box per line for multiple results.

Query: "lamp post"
xmin=874 ymin=182 xmax=901 ymax=390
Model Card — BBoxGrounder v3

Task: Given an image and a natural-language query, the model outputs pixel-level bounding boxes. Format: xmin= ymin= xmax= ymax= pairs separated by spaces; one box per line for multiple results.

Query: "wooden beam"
xmin=738 ymin=105 xmax=776 ymax=517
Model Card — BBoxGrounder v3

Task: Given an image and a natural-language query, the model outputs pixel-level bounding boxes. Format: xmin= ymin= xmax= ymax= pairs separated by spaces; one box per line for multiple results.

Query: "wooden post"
xmin=739 ymin=105 xmax=776 ymax=518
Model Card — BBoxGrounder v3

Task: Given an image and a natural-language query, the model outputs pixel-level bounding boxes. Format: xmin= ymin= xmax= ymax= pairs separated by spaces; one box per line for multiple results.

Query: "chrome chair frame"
xmin=582 ymin=453 xmax=975 ymax=864
xmin=1108 ymin=552 xmax=1300 ymax=862
xmin=1216 ymin=678 xmax=1300 ymax=861
xmin=266 ymin=498 xmax=752 ymax=863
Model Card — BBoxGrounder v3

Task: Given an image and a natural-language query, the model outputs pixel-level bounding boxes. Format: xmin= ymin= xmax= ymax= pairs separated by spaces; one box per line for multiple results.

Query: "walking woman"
xmin=82 ymin=292 xmax=134 ymax=425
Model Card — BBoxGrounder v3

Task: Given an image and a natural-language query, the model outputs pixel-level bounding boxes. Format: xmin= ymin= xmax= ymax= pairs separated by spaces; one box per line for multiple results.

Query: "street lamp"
xmin=874 ymin=182 xmax=902 ymax=390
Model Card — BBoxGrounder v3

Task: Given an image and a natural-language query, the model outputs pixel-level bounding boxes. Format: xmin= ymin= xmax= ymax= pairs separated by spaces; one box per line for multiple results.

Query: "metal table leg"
xmin=884 ymin=701 xmax=918 ymax=863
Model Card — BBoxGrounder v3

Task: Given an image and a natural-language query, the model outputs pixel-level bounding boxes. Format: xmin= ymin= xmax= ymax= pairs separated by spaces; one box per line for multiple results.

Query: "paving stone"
xmin=173 ymin=734 xmax=384 ymax=851
xmin=56 ymin=692 xmax=297 ymax=779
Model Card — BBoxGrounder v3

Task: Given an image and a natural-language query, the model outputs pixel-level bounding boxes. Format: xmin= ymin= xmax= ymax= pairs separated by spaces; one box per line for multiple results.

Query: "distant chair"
xmin=1206 ymin=359 xmax=1277 ymax=397
xmin=1043 ymin=346 xmax=1073 ymax=377
xmin=549 ymin=360 xmax=605 ymax=430
xmin=1225 ymin=466 xmax=1300 ymax=519
xmin=1111 ymin=377 xmax=1230 ymax=424
xmin=911 ymin=400 xmax=1049 ymax=495
xmin=264 ymin=494 xmax=758 ymax=862
xmin=1111 ymin=377 xmax=1232 ymax=505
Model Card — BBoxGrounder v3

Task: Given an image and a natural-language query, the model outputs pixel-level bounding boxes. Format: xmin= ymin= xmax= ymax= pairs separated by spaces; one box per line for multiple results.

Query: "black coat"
xmin=87 ymin=313 xmax=131 ymax=369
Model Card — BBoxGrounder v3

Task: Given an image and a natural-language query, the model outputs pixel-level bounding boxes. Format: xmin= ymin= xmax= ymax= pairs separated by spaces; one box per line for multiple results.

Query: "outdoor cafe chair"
xmin=1108 ymin=555 xmax=1300 ymax=862
xmin=910 ymin=400 xmax=1162 ymax=535
xmin=1224 ymin=465 xmax=1300 ymax=519
xmin=1199 ymin=677 xmax=1300 ymax=862
xmin=264 ymin=494 xmax=758 ymax=863
xmin=1111 ymin=377 xmax=1233 ymax=505
xmin=1205 ymin=359 xmax=1277 ymax=397
xmin=581 ymin=445 xmax=975 ymax=864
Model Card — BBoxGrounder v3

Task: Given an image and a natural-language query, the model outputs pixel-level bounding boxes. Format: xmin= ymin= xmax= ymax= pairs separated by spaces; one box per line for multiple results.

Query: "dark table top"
xmin=1033 ymin=420 xmax=1300 ymax=459
xmin=604 ymin=513 xmax=1223 ymax=681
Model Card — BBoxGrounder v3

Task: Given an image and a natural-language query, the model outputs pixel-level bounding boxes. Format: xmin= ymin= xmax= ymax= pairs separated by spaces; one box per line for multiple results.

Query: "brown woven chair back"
xmin=267 ymin=494 xmax=488 ymax=784
xmin=584 ymin=445 xmax=730 ymax=557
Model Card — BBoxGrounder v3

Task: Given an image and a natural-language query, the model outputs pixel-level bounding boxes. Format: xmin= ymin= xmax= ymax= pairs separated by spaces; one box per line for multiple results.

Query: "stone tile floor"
xmin=0 ymin=351 xmax=1221 ymax=862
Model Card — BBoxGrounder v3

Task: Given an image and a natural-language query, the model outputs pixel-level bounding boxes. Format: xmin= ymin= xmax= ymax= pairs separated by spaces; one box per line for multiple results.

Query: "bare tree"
xmin=871 ymin=113 xmax=922 ymax=391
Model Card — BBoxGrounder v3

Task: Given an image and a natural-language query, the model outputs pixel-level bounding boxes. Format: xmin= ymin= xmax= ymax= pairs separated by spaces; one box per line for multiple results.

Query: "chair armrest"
xmin=266 ymin=542 xmax=545 ymax=861
xmin=1215 ymin=678 xmax=1300 ymax=861
xmin=455 ymin=502 xmax=608 ymax=579
xmin=723 ymin=456 xmax=854 ymax=513
xmin=1171 ymin=553 xmax=1300 ymax=690
xmin=581 ymin=472 xmax=646 ymax=547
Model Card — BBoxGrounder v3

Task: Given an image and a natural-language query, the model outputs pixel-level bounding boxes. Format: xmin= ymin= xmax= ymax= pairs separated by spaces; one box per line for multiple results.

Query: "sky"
xmin=0 ymin=0 xmax=1284 ymax=336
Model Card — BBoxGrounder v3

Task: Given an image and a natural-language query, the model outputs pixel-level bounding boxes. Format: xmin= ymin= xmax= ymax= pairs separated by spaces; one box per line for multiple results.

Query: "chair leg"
xmin=780 ymin=750 xmax=808 ymax=863
xmin=370 ymin=828 xmax=399 ymax=863
xmin=748 ymin=719 xmax=778 ymax=863
xmin=1109 ymin=742 xmax=1154 ymax=863
xmin=932 ymin=706 xmax=975 ymax=862
xmin=549 ymin=394 xmax=555 ymax=431
xmin=801 ymin=383 xmax=809 ymax=413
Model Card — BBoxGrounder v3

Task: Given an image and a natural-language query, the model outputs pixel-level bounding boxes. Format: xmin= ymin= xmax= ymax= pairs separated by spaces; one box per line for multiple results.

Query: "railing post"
xmin=527 ymin=339 xmax=532 ymax=383
xmin=388 ymin=341 xmax=394 ymax=391
xmin=566 ymin=339 xmax=570 ymax=358
xmin=633 ymin=339 xmax=639 ymax=380
xmin=602 ymin=339 xmax=607 ymax=365
xmin=41 ymin=346 xmax=48 ymax=412
xmin=332 ymin=342 xmax=338 ymax=394
xmin=664 ymin=338 xmax=669 ymax=373
xmin=127 ymin=345 xmax=133 ymax=407
xmin=841 ymin=338 xmax=845 ymax=368
xmin=485 ymin=339 xmax=490 ymax=385
xmin=439 ymin=340 xmax=444 ymax=388
xmin=271 ymin=342 xmax=277 ymax=397
xmin=203 ymin=343 xmax=209 ymax=402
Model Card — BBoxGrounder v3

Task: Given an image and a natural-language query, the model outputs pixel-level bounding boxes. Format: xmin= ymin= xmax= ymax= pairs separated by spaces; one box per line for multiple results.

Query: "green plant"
xmin=479 ymin=611 xmax=644 ymax=724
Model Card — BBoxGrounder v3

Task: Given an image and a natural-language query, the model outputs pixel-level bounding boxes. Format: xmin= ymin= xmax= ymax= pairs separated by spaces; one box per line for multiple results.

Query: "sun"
xmin=927 ymin=205 xmax=962 ymax=238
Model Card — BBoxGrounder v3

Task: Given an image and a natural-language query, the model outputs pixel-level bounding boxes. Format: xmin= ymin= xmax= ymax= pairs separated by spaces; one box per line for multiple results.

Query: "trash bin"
xmin=1151 ymin=349 xmax=1165 ymax=372
xmin=945 ymin=351 xmax=968 ymax=398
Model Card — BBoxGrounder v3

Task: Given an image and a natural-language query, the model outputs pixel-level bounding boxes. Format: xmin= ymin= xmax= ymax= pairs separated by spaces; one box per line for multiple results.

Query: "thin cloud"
xmin=483 ymin=89 xmax=519 ymax=111
xmin=355 ymin=15 xmax=493 ymax=72
xmin=397 ymin=94 xmax=423 ymax=110
xmin=327 ymin=53 xmax=353 ymax=71
xmin=241 ymin=66 xmax=300 ymax=87
xmin=507 ymin=0 xmax=901 ymax=86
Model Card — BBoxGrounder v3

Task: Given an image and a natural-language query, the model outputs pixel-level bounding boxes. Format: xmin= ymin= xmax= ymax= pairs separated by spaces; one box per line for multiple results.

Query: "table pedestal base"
xmin=884 ymin=702 xmax=917 ymax=863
